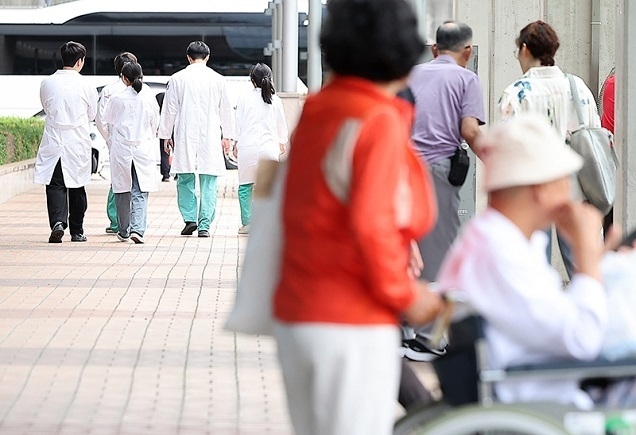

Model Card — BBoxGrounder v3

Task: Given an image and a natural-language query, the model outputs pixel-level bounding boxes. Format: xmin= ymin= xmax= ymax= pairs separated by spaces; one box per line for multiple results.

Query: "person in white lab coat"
xmin=102 ymin=62 xmax=159 ymax=244
xmin=158 ymin=41 xmax=234 ymax=238
xmin=233 ymin=63 xmax=288 ymax=234
xmin=95 ymin=51 xmax=139 ymax=235
xmin=34 ymin=41 xmax=98 ymax=243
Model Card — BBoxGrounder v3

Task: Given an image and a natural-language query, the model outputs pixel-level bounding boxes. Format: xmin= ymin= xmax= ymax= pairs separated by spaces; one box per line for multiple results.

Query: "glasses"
xmin=513 ymin=48 xmax=520 ymax=59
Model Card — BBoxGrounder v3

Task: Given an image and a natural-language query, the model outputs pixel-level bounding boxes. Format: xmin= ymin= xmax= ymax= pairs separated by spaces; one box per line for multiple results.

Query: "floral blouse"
xmin=499 ymin=65 xmax=601 ymax=142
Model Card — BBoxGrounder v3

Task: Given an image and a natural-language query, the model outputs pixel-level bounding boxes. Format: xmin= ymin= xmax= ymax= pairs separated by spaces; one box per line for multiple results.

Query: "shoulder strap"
xmin=566 ymin=73 xmax=585 ymax=128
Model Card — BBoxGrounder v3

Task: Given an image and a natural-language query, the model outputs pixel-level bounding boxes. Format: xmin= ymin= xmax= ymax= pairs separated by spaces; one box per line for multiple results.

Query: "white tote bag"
xmin=225 ymin=121 xmax=361 ymax=336
xmin=224 ymin=160 xmax=286 ymax=336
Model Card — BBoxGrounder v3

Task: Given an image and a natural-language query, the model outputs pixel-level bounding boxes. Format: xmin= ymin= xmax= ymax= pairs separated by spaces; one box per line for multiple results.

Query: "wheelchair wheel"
xmin=394 ymin=402 xmax=452 ymax=435
xmin=399 ymin=404 xmax=569 ymax=435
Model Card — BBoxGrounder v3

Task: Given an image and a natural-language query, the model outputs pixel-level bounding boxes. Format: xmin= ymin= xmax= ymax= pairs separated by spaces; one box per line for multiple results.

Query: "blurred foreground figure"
xmin=438 ymin=114 xmax=608 ymax=410
xmin=272 ymin=0 xmax=442 ymax=434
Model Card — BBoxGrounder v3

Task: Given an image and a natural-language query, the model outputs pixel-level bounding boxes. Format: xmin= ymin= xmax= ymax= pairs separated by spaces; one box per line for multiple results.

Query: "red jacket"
xmin=601 ymin=74 xmax=615 ymax=133
xmin=274 ymin=77 xmax=437 ymax=325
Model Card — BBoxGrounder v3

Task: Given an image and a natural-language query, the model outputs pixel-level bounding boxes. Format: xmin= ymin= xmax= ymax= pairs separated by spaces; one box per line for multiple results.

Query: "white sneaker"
xmin=130 ymin=233 xmax=145 ymax=244
xmin=238 ymin=225 xmax=250 ymax=235
xmin=117 ymin=233 xmax=130 ymax=242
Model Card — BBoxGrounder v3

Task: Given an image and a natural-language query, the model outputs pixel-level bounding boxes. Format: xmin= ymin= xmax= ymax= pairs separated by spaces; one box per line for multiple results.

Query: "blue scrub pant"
xmin=176 ymin=173 xmax=217 ymax=231
xmin=238 ymin=183 xmax=254 ymax=226
xmin=107 ymin=186 xmax=118 ymax=231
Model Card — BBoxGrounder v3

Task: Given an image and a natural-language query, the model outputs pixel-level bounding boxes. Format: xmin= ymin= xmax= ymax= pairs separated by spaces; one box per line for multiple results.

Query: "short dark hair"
xmin=114 ymin=52 xmax=137 ymax=75
xmin=516 ymin=20 xmax=560 ymax=66
xmin=186 ymin=41 xmax=210 ymax=60
xmin=320 ymin=0 xmax=425 ymax=82
xmin=60 ymin=41 xmax=86 ymax=67
xmin=436 ymin=21 xmax=473 ymax=52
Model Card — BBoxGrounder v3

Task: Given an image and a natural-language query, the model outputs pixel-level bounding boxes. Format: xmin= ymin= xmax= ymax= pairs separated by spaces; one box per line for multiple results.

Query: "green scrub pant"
xmin=107 ymin=185 xmax=118 ymax=232
xmin=238 ymin=183 xmax=254 ymax=226
xmin=176 ymin=173 xmax=217 ymax=231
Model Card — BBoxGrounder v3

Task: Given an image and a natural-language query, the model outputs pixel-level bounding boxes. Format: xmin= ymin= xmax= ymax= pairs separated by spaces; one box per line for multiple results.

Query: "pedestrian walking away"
xmin=95 ymin=51 xmax=140 ymax=235
xmin=234 ymin=63 xmax=288 ymax=235
xmin=101 ymin=62 xmax=159 ymax=244
xmin=158 ymin=40 xmax=235 ymax=238
xmin=155 ymin=92 xmax=173 ymax=182
xmin=498 ymin=20 xmax=602 ymax=278
xmin=34 ymin=41 xmax=98 ymax=244
xmin=408 ymin=21 xmax=486 ymax=284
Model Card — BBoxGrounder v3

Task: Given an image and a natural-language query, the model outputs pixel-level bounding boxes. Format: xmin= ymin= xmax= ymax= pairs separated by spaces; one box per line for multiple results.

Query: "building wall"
xmin=0 ymin=0 xmax=74 ymax=6
xmin=456 ymin=0 xmax=616 ymax=127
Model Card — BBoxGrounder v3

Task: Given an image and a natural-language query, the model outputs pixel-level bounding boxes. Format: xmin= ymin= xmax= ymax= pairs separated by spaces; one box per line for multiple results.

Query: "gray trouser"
xmin=115 ymin=164 xmax=148 ymax=237
xmin=417 ymin=158 xmax=461 ymax=282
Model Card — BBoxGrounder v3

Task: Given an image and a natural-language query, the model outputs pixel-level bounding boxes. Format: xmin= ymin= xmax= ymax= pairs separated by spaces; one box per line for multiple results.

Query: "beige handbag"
xmin=566 ymin=74 xmax=618 ymax=214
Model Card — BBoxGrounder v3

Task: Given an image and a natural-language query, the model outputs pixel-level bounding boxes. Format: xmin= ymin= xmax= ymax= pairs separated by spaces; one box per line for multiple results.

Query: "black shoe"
xmin=71 ymin=233 xmax=87 ymax=242
xmin=161 ymin=176 xmax=170 ymax=182
xmin=48 ymin=222 xmax=64 ymax=243
xmin=181 ymin=222 xmax=197 ymax=236
xmin=174 ymin=175 xmax=178 ymax=180
xmin=198 ymin=230 xmax=210 ymax=238
xmin=403 ymin=333 xmax=448 ymax=362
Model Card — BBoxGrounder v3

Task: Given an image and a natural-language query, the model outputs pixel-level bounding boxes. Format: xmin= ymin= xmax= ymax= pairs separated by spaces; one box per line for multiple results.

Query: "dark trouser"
xmin=159 ymin=139 xmax=171 ymax=178
xmin=418 ymin=159 xmax=461 ymax=282
xmin=603 ymin=207 xmax=614 ymax=240
xmin=398 ymin=359 xmax=433 ymax=411
xmin=45 ymin=159 xmax=87 ymax=236
xmin=545 ymin=228 xmax=576 ymax=279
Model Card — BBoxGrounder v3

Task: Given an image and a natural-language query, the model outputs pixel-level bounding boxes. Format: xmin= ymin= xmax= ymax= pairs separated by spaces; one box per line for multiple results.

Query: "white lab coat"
xmin=95 ymin=79 xmax=126 ymax=146
xmin=102 ymin=87 xmax=160 ymax=193
xmin=235 ymin=89 xmax=289 ymax=185
xmin=34 ymin=70 xmax=98 ymax=188
xmin=157 ymin=62 xmax=234 ymax=176
xmin=96 ymin=79 xmax=152 ymax=146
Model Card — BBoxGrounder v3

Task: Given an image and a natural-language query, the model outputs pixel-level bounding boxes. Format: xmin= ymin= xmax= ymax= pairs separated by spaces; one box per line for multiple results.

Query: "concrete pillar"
xmin=307 ymin=0 xmax=322 ymax=91
xmin=589 ymin=0 xmax=601 ymax=98
xmin=281 ymin=0 xmax=299 ymax=92
xmin=614 ymin=0 xmax=636 ymax=231
xmin=272 ymin=0 xmax=283 ymax=91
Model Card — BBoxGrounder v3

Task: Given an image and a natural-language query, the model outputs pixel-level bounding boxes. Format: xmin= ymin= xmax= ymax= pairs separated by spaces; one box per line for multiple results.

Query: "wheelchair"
xmin=394 ymin=314 xmax=636 ymax=434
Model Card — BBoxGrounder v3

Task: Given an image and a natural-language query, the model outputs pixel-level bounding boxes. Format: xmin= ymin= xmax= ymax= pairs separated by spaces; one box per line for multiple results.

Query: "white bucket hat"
xmin=478 ymin=113 xmax=584 ymax=192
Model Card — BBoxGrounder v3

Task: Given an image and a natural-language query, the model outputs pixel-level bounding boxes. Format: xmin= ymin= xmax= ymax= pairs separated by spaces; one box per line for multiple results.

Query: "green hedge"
xmin=0 ymin=117 xmax=44 ymax=166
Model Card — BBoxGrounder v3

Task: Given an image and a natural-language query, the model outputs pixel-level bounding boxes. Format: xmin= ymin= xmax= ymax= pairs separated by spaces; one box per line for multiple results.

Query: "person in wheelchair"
xmin=436 ymin=113 xmax=625 ymax=410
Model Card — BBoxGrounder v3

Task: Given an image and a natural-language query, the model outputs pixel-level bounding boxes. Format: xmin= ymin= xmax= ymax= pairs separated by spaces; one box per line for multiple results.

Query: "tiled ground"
xmin=0 ymin=171 xmax=436 ymax=434
xmin=0 ymin=172 xmax=291 ymax=434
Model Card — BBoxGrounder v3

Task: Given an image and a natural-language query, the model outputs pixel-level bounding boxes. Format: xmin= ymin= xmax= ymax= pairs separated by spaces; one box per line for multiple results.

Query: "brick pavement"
xmin=0 ymin=172 xmax=291 ymax=434
xmin=0 ymin=171 xmax=436 ymax=434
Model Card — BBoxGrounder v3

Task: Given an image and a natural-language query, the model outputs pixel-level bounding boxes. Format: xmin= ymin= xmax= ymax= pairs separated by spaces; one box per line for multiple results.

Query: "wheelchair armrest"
xmin=481 ymin=357 xmax=636 ymax=383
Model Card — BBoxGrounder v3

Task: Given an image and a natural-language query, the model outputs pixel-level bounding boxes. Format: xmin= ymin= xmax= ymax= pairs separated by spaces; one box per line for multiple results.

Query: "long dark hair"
xmin=250 ymin=63 xmax=275 ymax=104
xmin=121 ymin=62 xmax=143 ymax=93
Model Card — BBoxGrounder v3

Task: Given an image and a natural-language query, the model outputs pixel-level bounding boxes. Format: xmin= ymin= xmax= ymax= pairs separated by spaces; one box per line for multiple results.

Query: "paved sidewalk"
xmin=0 ymin=171 xmax=437 ymax=434
xmin=0 ymin=172 xmax=292 ymax=434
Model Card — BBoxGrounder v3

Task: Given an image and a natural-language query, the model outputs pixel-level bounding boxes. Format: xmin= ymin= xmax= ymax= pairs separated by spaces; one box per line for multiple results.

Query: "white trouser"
xmin=274 ymin=322 xmax=401 ymax=435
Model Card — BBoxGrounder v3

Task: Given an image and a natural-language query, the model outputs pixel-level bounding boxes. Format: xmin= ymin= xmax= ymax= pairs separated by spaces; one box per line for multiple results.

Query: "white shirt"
xmin=499 ymin=66 xmax=601 ymax=135
xmin=437 ymin=209 xmax=608 ymax=409
xmin=499 ymin=65 xmax=601 ymax=200
xmin=102 ymin=87 xmax=159 ymax=193
xmin=235 ymin=89 xmax=288 ymax=184
xmin=34 ymin=69 xmax=98 ymax=188
xmin=157 ymin=62 xmax=234 ymax=176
